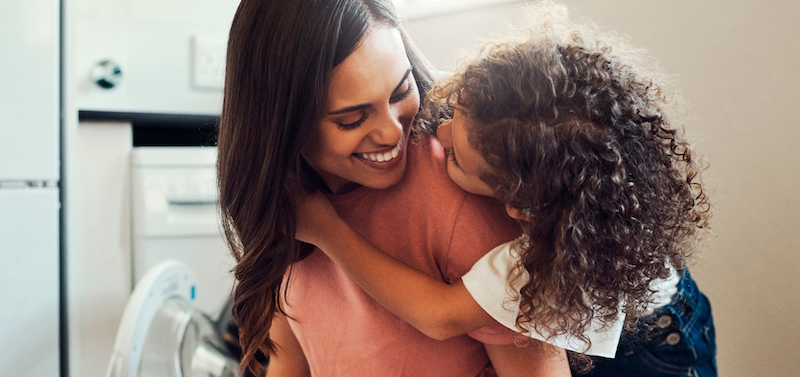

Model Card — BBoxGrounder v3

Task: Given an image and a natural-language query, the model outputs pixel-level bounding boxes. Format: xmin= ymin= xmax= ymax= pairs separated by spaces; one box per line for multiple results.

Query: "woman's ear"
xmin=505 ymin=205 xmax=534 ymax=222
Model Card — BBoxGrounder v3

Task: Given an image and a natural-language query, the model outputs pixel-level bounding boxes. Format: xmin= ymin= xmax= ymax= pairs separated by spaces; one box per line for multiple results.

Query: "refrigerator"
xmin=0 ymin=0 xmax=61 ymax=376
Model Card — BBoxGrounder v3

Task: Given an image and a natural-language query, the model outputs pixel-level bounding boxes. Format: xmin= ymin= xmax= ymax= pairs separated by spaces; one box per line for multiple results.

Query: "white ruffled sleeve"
xmin=461 ymin=240 xmax=625 ymax=358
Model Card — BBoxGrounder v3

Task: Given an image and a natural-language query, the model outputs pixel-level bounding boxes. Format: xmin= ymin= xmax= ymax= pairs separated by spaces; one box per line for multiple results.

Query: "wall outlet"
xmin=192 ymin=36 xmax=226 ymax=90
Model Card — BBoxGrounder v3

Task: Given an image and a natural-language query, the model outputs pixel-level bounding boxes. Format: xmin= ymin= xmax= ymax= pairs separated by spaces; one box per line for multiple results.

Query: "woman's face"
xmin=436 ymin=107 xmax=496 ymax=198
xmin=303 ymin=25 xmax=420 ymax=194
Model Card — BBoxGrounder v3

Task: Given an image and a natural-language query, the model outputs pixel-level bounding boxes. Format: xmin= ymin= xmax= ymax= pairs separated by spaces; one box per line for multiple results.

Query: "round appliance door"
xmin=139 ymin=297 xmax=240 ymax=377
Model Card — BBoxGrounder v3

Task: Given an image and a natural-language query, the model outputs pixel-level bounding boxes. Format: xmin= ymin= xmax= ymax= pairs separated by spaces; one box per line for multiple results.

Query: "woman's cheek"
xmin=323 ymin=124 xmax=363 ymax=155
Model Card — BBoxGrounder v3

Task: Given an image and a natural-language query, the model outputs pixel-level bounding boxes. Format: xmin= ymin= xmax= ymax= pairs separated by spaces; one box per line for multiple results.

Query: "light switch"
xmin=192 ymin=36 xmax=226 ymax=90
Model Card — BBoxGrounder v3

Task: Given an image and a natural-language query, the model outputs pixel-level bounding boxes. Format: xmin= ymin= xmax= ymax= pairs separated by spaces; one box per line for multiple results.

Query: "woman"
xmin=217 ymin=0 xmax=567 ymax=376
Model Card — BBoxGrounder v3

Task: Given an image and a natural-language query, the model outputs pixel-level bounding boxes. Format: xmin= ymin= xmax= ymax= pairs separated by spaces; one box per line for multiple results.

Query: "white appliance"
xmin=130 ymin=147 xmax=235 ymax=318
xmin=0 ymin=0 xmax=61 ymax=376
xmin=106 ymin=259 xmax=240 ymax=377
xmin=0 ymin=0 xmax=60 ymax=377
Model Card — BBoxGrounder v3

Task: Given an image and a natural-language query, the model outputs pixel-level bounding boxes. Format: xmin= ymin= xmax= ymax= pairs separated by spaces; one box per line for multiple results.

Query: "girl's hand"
xmin=294 ymin=190 xmax=340 ymax=246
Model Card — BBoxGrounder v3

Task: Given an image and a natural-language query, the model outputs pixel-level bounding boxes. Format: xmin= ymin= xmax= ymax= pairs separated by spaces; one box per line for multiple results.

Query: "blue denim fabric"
xmin=575 ymin=270 xmax=717 ymax=377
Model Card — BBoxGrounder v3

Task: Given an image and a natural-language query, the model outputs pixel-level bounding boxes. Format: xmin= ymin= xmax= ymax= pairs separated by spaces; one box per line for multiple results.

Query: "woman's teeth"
xmin=356 ymin=141 xmax=401 ymax=163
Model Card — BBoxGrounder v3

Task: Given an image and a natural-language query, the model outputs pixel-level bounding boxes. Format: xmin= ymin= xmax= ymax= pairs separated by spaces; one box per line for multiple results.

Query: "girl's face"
xmin=303 ymin=25 xmax=420 ymax=194
xmin=437 ymin=107 xmax=534 ymax=222
xmin=436 ymin=107 xmax=496 ymax=198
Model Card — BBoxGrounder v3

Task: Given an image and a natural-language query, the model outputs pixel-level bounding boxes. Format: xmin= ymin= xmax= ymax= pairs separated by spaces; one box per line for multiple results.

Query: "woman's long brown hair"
xmin=217 ymin=0 xmax=434 ymax=374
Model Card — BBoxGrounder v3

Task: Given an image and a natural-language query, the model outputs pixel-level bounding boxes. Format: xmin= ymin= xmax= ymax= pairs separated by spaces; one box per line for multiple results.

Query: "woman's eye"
xmin=337 ymin=112 xmax=368 ymax=130
xmin=389 ymin=81 xmax=414 ymax=103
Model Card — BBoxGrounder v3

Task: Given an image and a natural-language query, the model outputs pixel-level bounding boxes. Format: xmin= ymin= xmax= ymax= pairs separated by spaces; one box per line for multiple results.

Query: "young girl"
xmin=295 ymin=2 xmax=717 ymax=376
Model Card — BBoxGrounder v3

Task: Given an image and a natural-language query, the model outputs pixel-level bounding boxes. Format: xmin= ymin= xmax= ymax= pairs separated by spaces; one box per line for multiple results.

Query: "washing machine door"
xmin=106 ymin=260 xmax=240 ymax=377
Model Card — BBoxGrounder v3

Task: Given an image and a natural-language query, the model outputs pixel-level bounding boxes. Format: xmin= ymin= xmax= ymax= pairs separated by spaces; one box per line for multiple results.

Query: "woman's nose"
xmin=372 ymin=109 xmax=404 ymax=146
xmin=436 ymin=119 xmax=452 ymax=148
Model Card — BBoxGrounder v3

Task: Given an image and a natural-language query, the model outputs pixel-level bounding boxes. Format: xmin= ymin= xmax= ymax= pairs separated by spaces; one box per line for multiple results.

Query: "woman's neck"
xmin=329 ymin=181 xmax=362 ymax=195
xmin=318 ymin=173 xmax=362 ymax=195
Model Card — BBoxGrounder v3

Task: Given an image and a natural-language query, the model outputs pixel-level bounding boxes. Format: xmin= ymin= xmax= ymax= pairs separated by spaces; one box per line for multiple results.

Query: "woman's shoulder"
xmin=404 ymin=135 xmax=454 ymax=189
xmin=379 ymin=135 xmax=465 ymax=213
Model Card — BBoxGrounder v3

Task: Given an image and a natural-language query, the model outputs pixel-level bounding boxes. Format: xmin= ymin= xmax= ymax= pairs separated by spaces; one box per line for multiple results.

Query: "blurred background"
xmin=1 ymin=0 xmax=798 ymax=376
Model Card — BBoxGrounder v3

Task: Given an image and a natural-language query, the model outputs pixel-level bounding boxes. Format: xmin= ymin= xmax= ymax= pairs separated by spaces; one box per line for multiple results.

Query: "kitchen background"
xmin=2 ymin=0 xmax=798 ymax=376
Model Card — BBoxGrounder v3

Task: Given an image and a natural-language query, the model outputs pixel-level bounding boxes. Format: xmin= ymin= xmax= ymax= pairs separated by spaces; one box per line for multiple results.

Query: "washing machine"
xmin=130 ymin=146 xmax=235 ymax=319
xmin=111 ymin=147 xmax=247 ymax=376
xmin=106 ymin=259 xmax=241 ymax=377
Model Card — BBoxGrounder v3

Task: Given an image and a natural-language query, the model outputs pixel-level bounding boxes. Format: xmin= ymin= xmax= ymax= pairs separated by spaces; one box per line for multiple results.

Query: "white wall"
xmin=404 ymin=2 xmax=528 ymax=72
xmin=405 ymin=1 xmax=800 ymax=376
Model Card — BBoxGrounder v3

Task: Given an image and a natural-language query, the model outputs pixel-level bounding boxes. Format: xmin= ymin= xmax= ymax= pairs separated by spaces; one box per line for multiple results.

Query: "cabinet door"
xmin=0 ymin=0 xmax=59 ymax=180
xmin=0 ymin=188 xmax=60 ymax=376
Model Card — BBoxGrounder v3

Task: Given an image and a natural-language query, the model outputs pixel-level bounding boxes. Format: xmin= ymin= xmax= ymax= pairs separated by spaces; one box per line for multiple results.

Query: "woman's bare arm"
xmin=485 ymin=342 xmax=571 ymax=377
xmin=295 ymin=191 xmax=495 ymax=340
xmin=486 ymin=342 xmax=571 ymax=377
xmin=266 ymin=313 xmax=310 ymax=377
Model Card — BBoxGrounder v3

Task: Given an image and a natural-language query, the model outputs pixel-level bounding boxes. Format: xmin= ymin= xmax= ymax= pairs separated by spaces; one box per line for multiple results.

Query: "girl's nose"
xmin=436 ymin=119 xmax=452 ymax=149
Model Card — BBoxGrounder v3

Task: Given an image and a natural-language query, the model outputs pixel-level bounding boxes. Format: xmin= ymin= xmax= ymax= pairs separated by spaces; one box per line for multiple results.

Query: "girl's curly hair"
xmin=419 ymin=0 xmax=711 ymax=368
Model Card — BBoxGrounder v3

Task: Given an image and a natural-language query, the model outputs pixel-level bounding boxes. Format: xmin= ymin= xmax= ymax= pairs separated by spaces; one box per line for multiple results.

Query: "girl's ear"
xmin=505 ymin=205 xmax=534 ymax=222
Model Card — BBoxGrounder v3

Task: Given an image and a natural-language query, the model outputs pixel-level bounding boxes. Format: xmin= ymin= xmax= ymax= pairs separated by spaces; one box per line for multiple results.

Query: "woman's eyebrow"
xmin=391 ymin=67 xmax=413 ymax=94
xmin=327 ymin=67 xmax=413 ymax=115
xmin=328 ymin=103 xmax=371 ymax=115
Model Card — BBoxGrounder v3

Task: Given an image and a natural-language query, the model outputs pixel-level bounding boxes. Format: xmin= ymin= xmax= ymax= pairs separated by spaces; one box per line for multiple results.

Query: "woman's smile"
xmin=354 ymin=137 xmax=403 ymax=164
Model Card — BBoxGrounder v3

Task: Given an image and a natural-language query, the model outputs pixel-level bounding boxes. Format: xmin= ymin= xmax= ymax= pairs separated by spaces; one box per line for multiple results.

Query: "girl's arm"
xmin=295 ymin=191 xmax=494 ymax=340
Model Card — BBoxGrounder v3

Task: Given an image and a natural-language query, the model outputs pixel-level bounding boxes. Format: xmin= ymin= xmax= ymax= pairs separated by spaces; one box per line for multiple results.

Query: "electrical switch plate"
xmin=192 ymin=35 xmax=226 ymax=90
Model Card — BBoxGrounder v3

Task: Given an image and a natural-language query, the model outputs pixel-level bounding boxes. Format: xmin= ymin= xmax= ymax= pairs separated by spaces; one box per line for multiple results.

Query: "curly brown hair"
xmin=420 ymin=0 xmax=711 ymax=365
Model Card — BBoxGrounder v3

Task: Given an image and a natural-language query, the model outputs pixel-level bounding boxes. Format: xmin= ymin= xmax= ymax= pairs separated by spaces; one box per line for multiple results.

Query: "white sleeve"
xmin=461 ymin=240 xmax=624 ymax=358
xmin=644 ymin=264 xmax=680 ymax=314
